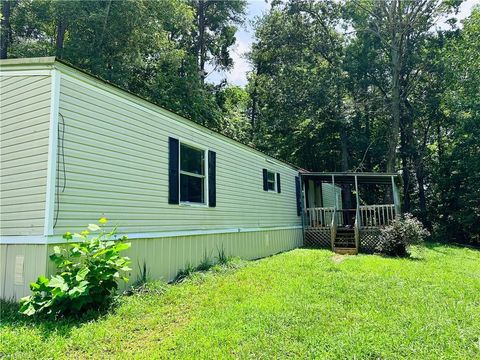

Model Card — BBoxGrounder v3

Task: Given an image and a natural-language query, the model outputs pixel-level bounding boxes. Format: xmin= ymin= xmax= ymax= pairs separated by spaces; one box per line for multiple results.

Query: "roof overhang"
xmin=299 ymin=172 xmax=399 ymax=185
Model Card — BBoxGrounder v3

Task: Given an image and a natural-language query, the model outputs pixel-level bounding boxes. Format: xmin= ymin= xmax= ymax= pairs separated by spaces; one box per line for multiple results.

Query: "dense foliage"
xmin=1 ymin=0 xmax=478 ymax=244
xmin=377 ymin=214 xmax=430 ymax=256
xmin=19 ymin=219 xmax=131 ymax=317
xmin=248 ymin=0 xmax=479 ymax=244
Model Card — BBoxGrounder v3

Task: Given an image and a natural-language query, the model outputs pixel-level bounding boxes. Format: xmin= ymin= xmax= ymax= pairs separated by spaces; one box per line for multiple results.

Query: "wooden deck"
xmin=304 ymin=204 xmax=397 ymax=253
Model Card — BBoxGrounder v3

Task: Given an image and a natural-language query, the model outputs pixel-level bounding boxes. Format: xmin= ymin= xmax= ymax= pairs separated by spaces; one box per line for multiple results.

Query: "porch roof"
xmin=299 ymin=172 xmax=399 ymax=185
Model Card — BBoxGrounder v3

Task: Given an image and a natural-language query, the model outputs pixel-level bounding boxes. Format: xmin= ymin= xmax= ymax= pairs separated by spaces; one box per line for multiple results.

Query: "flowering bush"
xmin=376 ymin=213 xmax=429 ymax=256
xmin=19 ymin=218 xmax=131 ymax=317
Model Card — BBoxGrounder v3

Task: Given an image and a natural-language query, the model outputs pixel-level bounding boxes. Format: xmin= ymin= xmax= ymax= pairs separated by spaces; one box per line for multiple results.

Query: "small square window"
xmin=267 ymin=170 xmax=276 ymax=191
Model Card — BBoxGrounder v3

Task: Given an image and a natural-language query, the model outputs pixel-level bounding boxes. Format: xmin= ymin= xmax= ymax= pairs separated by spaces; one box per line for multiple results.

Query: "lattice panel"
xmin=305 ymin=229 xmax=331 ymax=248
xmin=360 ymin=229 xmax=382 ymax=253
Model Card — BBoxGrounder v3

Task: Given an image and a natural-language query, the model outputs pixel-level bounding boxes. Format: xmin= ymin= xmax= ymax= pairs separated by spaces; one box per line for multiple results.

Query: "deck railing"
xmin=305 ymin=204 xmax=396 ymax=229
xmin=304 ymin=207 xmax=336 ymax=228
xmin=358 ymin=204 xmax=396 ymax=228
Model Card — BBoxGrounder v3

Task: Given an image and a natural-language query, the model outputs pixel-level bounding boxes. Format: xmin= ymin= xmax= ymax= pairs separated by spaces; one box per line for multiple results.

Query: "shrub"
xmin=376 ymin=213 xmax=430 ymax=257
xmin=19 ymin=218 xmax=131 ymax=317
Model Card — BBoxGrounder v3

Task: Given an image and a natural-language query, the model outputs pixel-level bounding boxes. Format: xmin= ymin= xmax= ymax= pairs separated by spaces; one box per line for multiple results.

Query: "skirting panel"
xmin=43 ymin=227 xmax=304 ymax=290
xmin=359 ymin=228 xmax=382 ymax=253
xmin=117 ymin=227 xmax=303 ymax=285
xmin=0 ymin=244 xmax=48 ymax=300
xmin=1 ymin=227 xmax=302 ymax=299
xmin=304 ymin=228 xmax=331 ymax=248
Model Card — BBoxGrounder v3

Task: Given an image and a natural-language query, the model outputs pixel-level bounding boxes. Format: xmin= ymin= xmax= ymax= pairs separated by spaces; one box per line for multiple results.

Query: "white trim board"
xmin=0 ymin=225 xmax=303 ymax=245
xmin=0 ymin=70 xmax=53 ymax=76
xmin=43 ymin=69 xmax=61 ymax=236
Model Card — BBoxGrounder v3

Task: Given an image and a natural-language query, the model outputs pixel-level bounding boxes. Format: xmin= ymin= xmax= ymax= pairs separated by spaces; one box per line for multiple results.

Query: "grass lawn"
xmin=1 ymin=244 xmax=479 ymax=359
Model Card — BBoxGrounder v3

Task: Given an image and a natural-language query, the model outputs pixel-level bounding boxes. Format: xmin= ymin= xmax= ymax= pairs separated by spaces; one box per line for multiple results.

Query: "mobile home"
xmin=0 ymin=57 xmax=401 ymax=300
xmin=1 ymin=57 xmax=308 ymax=299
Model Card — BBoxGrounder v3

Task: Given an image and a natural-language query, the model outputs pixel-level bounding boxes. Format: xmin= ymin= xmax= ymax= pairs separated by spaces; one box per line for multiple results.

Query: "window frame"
xmin=266 ymin=170 xmax=277 ymax=192
xmin=178 ymin=139 xmax=209 ymax=207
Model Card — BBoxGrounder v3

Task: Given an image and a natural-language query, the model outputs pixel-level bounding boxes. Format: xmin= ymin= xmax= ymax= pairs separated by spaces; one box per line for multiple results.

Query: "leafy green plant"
xmin=19 ymin=218 xmax=131 ymax=317
xmin=174 ymin=263 xmax=197 ymax=283
xmin=376 ymin=214 xmax=430 ymax=257
xmin=135 ymin=260 xmax=150 ymax=286
xmin=197 ymin=250 xmax=213 ymax=271
xmin=216 ymin=244 xmax=232 ymax=265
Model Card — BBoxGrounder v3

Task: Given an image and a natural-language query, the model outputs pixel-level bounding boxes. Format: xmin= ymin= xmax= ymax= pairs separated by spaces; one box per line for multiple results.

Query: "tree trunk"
xmin=1 ymin=0 xmax=11 ymax=59
xmin=250 ymin=78 xmax=258 ymax=141
xmin=98 ymin=0 xmax=112 ymax=51
xmin=388 ymin=44 xmax=401 ymax=173
xmin=400 ymin=130 xmax=411 ymax=212
xmin=196 ymin=0 xmax=206 ymax=83
xmin=415 ymin=159 xmax=427 ymax=221
xmin=387 ymin=0 xmax=402 ymax=173
xmin=340 ymin=129 xmax=353 ymax=210
xmin=56 ymin=20 xmax=67 ymax=58
xmin=364 ymin=102 xmax=372 ymax=172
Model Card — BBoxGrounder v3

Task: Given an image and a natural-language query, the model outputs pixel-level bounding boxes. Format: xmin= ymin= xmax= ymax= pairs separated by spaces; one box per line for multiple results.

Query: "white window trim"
xmin=178 ymin=139 xmax=209 ymax=207
xmin=266 ymin=170 xmax=277 ymax=193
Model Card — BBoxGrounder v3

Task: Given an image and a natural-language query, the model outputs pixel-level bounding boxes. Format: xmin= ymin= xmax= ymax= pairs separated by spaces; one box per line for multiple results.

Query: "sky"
xmin=206 ymin=0 xmax=479 ymax=87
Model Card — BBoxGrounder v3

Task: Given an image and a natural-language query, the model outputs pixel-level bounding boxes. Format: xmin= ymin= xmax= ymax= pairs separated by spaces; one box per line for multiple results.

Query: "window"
xmin=267 ymin=170 xmax=276 ymax=191
xmin=180 ymin=143 xmax=206 ymax=204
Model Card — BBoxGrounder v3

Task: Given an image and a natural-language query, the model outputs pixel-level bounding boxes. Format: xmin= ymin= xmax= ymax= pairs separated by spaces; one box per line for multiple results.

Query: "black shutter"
xmin=262 ymin=169 xmax=268 ymax=191
xmin=276 ymin=173 xmax=281 ymax=193
xmin=168 ymin=137 xmax=179 ymax=204
xmin=295 ymin=176 xmax=301 ymax=216
xmin=208 ymin=150 xmax=216 ymax=207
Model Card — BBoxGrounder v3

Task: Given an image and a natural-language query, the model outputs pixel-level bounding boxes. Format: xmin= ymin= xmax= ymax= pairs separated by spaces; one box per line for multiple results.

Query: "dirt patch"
xmin=332 ymin=254 xmax=348 ymax=263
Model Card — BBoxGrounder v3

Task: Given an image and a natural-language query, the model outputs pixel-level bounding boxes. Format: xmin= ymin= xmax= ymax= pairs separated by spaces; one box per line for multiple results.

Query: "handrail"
xmin=305 ymin=207 xmax=335 ymax=228
xmin=358 ymin=204 xmax=395 ymax=228
xmin=354 ymin=207 xmax=360 ymax=251
xmin=330 ymin=208 xmax=337 ymax=250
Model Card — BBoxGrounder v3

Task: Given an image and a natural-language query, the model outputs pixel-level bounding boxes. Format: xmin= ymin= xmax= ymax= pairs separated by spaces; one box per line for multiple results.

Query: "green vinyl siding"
xmin=0 ymin=75 xmax=51 ymax=236
xmin=53 ymin=71 xmax=301 ymax=234
xmin=321 ymin=183 xmax=343 ymax=209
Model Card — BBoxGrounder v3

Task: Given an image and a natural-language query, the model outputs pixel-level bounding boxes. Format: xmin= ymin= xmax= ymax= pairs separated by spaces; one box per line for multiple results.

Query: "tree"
xmin=429 ymin=9 xmax=480 ymax=243
xmin=5 ymin=0 xmax=247 ymax=130
xmin=191 ymin=0 xmax=246 ymax=83
xmin=248 ymin=0 xmax=347 ymax=171
xmin=0 ymin=0 xmax=13 ymax=59
xmin=349 ymin=0 xmax=457 ymax=173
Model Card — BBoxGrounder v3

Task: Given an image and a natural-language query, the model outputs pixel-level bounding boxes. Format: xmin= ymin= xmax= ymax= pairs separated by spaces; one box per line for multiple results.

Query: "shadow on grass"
xmin=426 ymin=241 xmax=480 ymax=252
xmin=301 ymin=245 xmax=427 ymax=261
xmin=0 ymin=298 xmax=116 ymax=340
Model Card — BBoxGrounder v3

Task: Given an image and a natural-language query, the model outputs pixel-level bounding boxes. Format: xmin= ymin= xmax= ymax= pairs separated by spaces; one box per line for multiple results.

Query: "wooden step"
xmin=334 ymin=228 xmax=357 ymax=254
xmin=333 ymin=247 xmax=358 ymax=255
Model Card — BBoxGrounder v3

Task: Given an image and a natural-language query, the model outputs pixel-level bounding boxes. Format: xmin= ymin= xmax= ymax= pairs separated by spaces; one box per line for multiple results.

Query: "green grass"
xmin=1 ymin=244 xmax=480 ymax=359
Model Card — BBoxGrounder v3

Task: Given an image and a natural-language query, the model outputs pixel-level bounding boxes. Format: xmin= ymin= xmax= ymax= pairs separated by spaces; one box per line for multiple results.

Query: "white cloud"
xmin=205 ymin=31 xmax=252 ymax=86
xmin=206 ymin=0 xmax=269 ymax=87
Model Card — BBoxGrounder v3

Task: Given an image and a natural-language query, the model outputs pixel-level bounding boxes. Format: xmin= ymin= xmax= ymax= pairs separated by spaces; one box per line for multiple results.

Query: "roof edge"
xmin=0 ymin=56 xmax=56 ymax=66
xmin=300 ymin=172 xmax=399 ymax=177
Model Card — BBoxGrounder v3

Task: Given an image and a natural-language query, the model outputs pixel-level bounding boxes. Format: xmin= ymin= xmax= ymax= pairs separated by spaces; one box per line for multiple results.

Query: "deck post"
xmin=331 ymin=174 xmax=336 ymax=209
xmin=354 ymin=175 xmax=361 ymax=225
xmin=301 ymin=175 xmax=306 ymax=243
xmin=391 ymin=176 xmax=401 ymax=217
